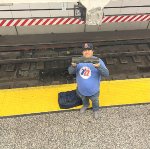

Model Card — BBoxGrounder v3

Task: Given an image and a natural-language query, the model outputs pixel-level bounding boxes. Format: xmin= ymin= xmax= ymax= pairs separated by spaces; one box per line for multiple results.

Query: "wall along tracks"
xmin=0 ymin=38 xmax=150 ymax=89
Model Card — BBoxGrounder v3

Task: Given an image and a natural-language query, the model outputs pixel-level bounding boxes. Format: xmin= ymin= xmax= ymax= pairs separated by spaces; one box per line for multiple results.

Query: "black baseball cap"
xmin=82 ymin=43 xmax=94 ymax=51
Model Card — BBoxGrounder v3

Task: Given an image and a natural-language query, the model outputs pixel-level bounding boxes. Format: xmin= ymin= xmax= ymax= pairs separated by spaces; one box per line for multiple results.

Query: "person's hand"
xmin=71 ymin=63 xmax=77 ymax=67
xmin=93 ymin=63 xmax=100 ymax=68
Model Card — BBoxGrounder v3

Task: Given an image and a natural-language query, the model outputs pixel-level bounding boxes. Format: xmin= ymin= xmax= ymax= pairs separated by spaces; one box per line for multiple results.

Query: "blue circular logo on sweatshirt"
xmin=79 ymin=66 xmax=91 ymax=79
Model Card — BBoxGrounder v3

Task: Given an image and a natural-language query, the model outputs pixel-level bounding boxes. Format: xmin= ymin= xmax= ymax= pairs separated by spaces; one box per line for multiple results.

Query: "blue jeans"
xmin=76 ymin=90 xmax=100 ymax=111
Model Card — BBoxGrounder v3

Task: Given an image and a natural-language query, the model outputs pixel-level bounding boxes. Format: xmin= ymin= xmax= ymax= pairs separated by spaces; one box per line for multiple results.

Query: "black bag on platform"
xmin=58 ymin=90 xmax=83 ymax=109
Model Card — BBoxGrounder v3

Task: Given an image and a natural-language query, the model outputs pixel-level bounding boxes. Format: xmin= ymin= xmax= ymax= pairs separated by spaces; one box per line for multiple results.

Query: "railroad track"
xmin=0 ymin=39 xmax=150 ymax=89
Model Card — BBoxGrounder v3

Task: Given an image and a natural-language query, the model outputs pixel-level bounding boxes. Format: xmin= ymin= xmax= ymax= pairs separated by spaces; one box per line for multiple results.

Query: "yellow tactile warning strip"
xmin=0 ymin=78 xmax=150 ymax=117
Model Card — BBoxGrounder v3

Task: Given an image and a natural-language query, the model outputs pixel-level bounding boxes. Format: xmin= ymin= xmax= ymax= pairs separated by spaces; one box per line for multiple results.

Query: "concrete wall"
xmin=0 ymin=2 xmax=80 ymax=35
xmin=2 ymin=2 xmax=76 ymax=18
xmin=101 ymin=0 xmax=150 ymax=31
xmin=0 ymin=27 xmax=17 ymax=35
xmin=16 ymin=24 xmax=85 ymax=35
xmin=100 ymin=22 xmax=149 ymax=31
xmin=148 ymin=22 xmax=150 ymax=29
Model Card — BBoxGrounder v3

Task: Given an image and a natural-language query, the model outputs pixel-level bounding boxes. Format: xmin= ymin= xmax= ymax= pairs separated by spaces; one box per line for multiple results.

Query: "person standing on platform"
xmin=68 ymin=43 xmax=109 ymax=119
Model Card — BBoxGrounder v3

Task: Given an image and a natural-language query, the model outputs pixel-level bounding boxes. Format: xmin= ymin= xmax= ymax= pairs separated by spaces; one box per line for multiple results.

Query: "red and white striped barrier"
xmin=0 ymin=18 xmax=84 ymax=27
xmin=102 ymin=14 xmax=150 ymax=23
xmin=0 ymin=14 xmax=149 ymax=27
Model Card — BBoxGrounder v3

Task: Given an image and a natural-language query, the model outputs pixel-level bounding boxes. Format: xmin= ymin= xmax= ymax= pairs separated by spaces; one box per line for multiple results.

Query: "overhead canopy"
xmin=0 ymin=0 xmax=117 ymax=25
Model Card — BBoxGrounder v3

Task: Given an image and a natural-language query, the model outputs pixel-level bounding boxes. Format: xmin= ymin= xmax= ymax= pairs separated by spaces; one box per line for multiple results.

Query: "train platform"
xmin=0 ymin=103 xmax=150 ymax=149
xmin=0 ymin=78 xmax=149 ymax=117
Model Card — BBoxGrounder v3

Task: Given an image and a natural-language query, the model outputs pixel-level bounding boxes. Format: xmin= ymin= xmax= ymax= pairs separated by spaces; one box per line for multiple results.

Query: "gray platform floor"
xmin=0 ymin=29 xmax=150 ymax=46
xmin=0 ymin=104 xmax=150 ymax=149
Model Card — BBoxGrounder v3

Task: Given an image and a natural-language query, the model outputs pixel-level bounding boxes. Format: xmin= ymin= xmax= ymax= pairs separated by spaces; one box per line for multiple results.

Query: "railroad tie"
xmin=5 ymin=64 xmax=15 ymax=72
xmin=105 ymin=57 xmax=114 ymax=65
xmin=132 ymin=55 xmax=141 ymax=63
xmin=147 ymin=55 xmax=150 ymax=61
xmin=20 ymin=63 xmax=30 ymax=71
xmin=36 ymin=62 xmax=44 ymax=70
xmin=119 ymin=56 xmax=128 ymax=64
